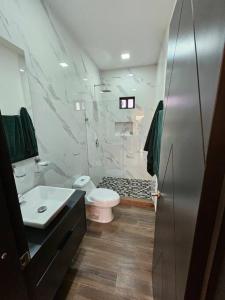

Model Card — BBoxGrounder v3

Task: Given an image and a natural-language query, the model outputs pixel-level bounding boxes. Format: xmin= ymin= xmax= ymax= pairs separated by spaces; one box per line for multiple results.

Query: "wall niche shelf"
xmin=115 ymin=122 xmax=133 ymax=136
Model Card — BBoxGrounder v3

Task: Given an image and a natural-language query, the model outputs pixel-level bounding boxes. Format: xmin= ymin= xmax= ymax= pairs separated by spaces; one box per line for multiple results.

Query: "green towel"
xmin=144 ymin=101 xmax=164 ymax=177
xmin=1 ymin=108 xmax=38 ymax=163
xmin=20 ymin=107 xmax=38 ymax=159
xmin=1 ymin=115 xmax=26 ymax=163
xmin=152 ymin=110 xmax=163 ymax=177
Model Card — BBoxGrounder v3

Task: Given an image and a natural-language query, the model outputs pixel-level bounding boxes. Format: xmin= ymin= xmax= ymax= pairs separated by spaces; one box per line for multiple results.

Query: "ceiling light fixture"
xmin=121 ymin=53 xmax=130 ymax=60
xmin=59 ymin=62 xmax=69 ymax=68
xmin=83 ymin=78 xmax=88 ymax=81
xmin=19 ymin=68 xmax=25 ymax=72
xmin=128 ymin=73 xmax=134 ymax=77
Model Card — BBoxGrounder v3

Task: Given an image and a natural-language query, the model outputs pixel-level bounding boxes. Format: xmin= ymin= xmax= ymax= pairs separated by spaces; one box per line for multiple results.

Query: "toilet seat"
xmin=87 ymin=188 xmax=120 ymax=207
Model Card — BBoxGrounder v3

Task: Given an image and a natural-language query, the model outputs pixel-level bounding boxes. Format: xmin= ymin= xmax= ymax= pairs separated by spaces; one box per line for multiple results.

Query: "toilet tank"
xmin=73 ymin=175 xmax=96 ymax=195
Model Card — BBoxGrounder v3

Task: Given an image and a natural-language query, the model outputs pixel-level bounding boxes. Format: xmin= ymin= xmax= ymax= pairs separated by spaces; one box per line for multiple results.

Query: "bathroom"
xmin=1 ymin=0 xmax=225 ymax=300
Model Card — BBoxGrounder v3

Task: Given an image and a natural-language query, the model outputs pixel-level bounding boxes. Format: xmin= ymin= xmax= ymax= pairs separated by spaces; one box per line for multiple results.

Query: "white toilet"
xmin=73 ymin=176 xmax=120 ymax=223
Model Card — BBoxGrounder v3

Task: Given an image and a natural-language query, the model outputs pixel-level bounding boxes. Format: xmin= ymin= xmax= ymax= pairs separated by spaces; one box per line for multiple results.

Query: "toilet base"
xmin=86 ymin=205 xmax=114 ymax=223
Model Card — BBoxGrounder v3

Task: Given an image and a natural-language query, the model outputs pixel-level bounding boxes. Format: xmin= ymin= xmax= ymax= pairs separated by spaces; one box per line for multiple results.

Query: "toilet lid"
xmin=88 ymin=188 xmax=119 ymax=202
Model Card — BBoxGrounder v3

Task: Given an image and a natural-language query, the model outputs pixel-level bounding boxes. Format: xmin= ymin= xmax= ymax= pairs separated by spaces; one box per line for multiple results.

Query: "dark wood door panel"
xmin=154 ymin=0 xmax=225 ymax=299
xmin=161 ymin=148 xmax=176 ymax=300
xmin=185 ymin=51 xmax=225 ymax=300
xmin=158 ymin=128 xmax=172 ymax=192
xmin=152 ymin=251 xmax=163 ymax=300
xmin=153 ymin=147 xmax=172 ymax=271
xmin=165 ymin=0 xmax=184 ymax=100
xmin=159 ymin=0 xmax=183 ymax=190
xmin=166 ymin=0 xmax=205 ymax=298
xmin=153 ymin=147 xmax=175 ymax=300
xmin=193 ymin=0 xmax=225 ymax=153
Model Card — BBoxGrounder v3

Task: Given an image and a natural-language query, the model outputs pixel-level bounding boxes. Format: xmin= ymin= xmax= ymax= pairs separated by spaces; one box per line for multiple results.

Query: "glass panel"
xmin=121 ymin=99 xmax=127 ymax=108
xmin=128 ymin=98 xmax=134 ymax=108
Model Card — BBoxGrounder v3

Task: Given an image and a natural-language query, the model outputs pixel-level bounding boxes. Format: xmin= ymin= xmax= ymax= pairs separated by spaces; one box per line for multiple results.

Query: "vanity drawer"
xmin=35 ymin=216 xmax=86 ymax=300
xmin=25 ymin=194 xmax=86 ymax=287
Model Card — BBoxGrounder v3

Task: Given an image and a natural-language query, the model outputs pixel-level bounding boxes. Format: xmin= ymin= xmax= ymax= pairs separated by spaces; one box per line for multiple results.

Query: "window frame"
xmin=119 ymin=96 xmax=135 ymax=109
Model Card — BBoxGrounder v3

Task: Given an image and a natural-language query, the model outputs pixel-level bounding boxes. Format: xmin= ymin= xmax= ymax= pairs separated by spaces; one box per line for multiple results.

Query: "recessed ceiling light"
xmin=83 ymin=78 xmax=88 ymax=81
xmin=19 ymin=68 xmax=25 ymax=72
xmin=59 ymin=62 xmax=69 ymax=68
xmin=128 ymin=73 xmax=134 ymax=77
xmin=121 ymin=53 xmax=130 ymax=60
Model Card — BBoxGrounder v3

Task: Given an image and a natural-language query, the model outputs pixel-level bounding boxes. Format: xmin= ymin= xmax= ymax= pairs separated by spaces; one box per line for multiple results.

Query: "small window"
xmin=119 ymin=97 xmax=135 ymax=109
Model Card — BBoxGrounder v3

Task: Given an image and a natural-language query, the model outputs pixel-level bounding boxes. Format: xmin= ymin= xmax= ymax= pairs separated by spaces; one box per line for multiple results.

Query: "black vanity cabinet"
xmin=0 ymin=115 xmax=87 ymax=300
xmin=24 ymin=190 xmax=86 ymax=300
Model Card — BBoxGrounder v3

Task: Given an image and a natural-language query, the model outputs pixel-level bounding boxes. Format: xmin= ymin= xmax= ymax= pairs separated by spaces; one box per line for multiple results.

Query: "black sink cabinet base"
xmin=24 ymin=190 xmax=86 ymax=300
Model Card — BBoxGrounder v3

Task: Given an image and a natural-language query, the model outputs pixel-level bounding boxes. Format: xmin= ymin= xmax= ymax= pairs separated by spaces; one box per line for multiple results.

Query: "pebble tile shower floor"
xmin=98 ymin=177 xmax=156 ymax=200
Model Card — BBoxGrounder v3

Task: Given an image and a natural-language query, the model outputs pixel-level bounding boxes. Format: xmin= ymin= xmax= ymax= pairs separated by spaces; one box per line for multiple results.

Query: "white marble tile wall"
xmin=0 ymin=0 xmax=103 ymax=193
xmin=99 ymin=65 xmax=157 ymax=180
xmin=155 ymin=29 xmax=169 ymax=106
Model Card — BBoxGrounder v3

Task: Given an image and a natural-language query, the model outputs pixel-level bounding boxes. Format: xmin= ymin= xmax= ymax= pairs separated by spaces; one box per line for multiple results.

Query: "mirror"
xmin=0 ymin=37 xmax=38 ymax=163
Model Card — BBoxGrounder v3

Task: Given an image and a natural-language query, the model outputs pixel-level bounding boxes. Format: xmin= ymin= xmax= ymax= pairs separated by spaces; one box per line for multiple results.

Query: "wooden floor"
xmin=54 ymin=204 xmax=155 ymax=300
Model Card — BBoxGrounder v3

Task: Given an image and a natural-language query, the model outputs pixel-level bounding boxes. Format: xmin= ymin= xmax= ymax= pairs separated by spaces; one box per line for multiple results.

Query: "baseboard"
xmin=120 ymin=197 xmax=155 ymax=209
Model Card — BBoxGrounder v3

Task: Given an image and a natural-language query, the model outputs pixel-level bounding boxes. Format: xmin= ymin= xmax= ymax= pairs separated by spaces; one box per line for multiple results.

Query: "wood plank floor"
xmin=54 ymin=204 xmax=155 ymax=300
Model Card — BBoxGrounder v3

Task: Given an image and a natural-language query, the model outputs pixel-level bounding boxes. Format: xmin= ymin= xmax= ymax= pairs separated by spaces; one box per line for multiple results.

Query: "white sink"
xmin=20 ymin=185 xmax=75 ymax=229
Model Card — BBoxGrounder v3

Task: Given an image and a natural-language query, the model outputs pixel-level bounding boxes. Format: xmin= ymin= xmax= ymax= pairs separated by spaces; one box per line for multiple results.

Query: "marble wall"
xmin=0 ymin=0 xmax=169 ymax=196
xmin=99 ymin=65 xmax=157 ymax=180
xmin=0 ymin=0 xmax=103 ymax=194
xmin=155 ymin=29 xmax=169 ymax=105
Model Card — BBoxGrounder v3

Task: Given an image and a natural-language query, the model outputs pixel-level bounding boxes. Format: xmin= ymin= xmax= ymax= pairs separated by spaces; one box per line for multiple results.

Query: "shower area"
xmin=86 ymin=66 xmax=157 ymax=200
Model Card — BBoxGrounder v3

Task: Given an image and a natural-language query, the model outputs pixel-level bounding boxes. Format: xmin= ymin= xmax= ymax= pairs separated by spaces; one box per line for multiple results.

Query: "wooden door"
xmin=193 ymin=0 xmax=225 ymax=153
xmin=152 ymin=0 xmax=225 ymax=298
xmin=159 ymin=0 xmax=183 ymax=181
xmin=153 ymin=146 xmax=175 ymax=300
xmin=183 ymin=0 xmax=225 ymax=299
xmin=0 ymin=180 xmax=29 ymax=300
xmin=0 ymin=114 xmax=29 ymax=299
xmin=170 ymin=0 xmax=205 ymax=298
xmin=153 ymin=0 xmax=225 ymax=299
xmin=164 ymin=0 xmax=183 ymax=102
xmin=0 ymin=115 xmax=29 ymax=260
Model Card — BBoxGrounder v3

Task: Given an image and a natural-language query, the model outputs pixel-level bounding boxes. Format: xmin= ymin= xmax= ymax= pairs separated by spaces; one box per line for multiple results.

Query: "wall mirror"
xmin=0 ymin=36 xmax=38 ymax=163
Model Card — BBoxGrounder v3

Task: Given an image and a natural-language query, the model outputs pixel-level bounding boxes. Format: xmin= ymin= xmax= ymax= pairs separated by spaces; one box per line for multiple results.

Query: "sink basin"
xmin=20 ymin=185 xmax=75 ymax=229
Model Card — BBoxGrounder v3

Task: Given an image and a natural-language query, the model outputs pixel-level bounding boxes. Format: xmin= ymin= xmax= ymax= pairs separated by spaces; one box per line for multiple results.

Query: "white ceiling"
xmin=45 ymin=0 xmax=175 ymax=70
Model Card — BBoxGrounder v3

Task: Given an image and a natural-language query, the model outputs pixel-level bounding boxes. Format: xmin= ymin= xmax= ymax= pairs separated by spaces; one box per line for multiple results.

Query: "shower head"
xmin=101 ymin=89 xmax=112 ymax=93
xmin=94 ymin=83 xmax=106 ymax=88
xmin=94 ymin=83 xmax=111 ymax=93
